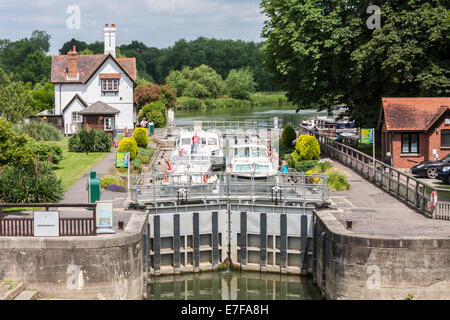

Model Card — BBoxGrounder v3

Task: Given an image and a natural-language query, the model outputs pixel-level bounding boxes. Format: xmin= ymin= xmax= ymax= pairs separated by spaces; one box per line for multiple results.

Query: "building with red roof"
xmin=378 ymin=97 xmax=450 ymax=169
xmin=50 ymin=24 xmax=137 ymax=135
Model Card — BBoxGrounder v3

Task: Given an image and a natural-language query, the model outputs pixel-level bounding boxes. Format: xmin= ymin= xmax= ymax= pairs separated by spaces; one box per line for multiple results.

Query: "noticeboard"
xmin=34 ymin=211 xmax=59 ymax=237
xmin=360 ymin=128 xmax=374 ymax=145
xmin=96 ymin=200 xmax=113 ymax=228
xmin=116 ymin=152 xmax=129 ymax=168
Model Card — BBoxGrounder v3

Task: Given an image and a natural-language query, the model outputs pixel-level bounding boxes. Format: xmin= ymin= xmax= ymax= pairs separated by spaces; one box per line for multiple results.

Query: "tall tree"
xmin=261 ymin=0 xmax=450 ymax=127
xmin=0 ymin=68 xmax=34 ymax=123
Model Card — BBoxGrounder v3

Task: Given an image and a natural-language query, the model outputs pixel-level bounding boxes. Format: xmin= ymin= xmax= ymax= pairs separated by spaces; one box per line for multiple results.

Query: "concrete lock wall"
xmin=314 ymin=211 xmax=450 ymax=300
xmin=0 ymin=213 xmax=148 ymax=300
xmin=148 ymin=204 xmax=314 ymax=275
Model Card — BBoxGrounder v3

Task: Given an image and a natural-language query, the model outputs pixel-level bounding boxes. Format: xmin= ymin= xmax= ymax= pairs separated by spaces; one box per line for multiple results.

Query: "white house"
xmin=51 ymin=24 xmax=137 ymax=135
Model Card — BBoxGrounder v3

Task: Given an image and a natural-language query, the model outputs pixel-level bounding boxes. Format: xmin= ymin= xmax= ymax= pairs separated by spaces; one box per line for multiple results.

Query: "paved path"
xmin=328 ymin=160 xmax=450 ymax=238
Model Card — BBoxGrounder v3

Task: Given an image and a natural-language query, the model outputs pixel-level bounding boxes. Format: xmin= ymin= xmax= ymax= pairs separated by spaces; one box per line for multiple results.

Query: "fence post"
xmin=93 ymin=204 xmax=97 ymax=236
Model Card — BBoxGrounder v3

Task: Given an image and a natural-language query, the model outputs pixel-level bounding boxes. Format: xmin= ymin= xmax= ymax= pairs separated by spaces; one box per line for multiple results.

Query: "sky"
xmin=0 ymin=0 xmax=266 ymax=54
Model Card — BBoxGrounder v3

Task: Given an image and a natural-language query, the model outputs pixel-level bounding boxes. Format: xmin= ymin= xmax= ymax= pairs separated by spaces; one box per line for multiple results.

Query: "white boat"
xmin=226 ymin=144 xmax=277 ymax=179
xmin=174 ymin=129 xmax=225 ymax=169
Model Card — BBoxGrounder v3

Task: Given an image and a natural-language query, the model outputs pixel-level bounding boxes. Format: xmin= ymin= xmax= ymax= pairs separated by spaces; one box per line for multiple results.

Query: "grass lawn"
xmin=51 ymin=138 xmax=109 ymax=191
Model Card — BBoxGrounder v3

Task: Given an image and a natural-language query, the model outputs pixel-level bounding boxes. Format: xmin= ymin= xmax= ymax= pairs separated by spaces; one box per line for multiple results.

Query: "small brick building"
xmin=378 ymin=97 xmax=450 ymax=169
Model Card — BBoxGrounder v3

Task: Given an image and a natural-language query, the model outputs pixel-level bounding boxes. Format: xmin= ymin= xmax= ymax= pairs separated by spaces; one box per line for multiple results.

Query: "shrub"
xmin=28 ymin=140 xmax=63 ymax=165
xmin=138 ymin=101 xmax=167 ymax=128
xmin=292 ymin=135 xmax=320 ymax=161
xmin=13 ymin=121 xmax=63 ymax=141
xmin=68 ymin=129 xmax=112 ymax=153
xmin=105 ymin=184 xmax=127 ymax=192
xmin=133 ymin=127 xmax=148 ymax=147
xmin=177 ymin=97 xmax=203 ymax=109
xmin=131 ymin=157 xmax=142 ymax=173
xmin=134 ymin=83 xmax=177 ymax=109
xmin=100 ymin=175 xmax=120 ymax=189
xmin=118 ymin=137 xmax=138 ymax=160
xmin=281 ymin=125 xmax=297 ymax=148
xmin=0 ymin=162 xmax=63 ymax=203
xmin=287 ymin=158 xmax=295 ymax=169
xmin=326 ymin=168 xmax=350 ymax=191
xmin=0 ymin=117 xmax=34 ymax=167
xmin=295 ymin=160 xmax=318 ymax=173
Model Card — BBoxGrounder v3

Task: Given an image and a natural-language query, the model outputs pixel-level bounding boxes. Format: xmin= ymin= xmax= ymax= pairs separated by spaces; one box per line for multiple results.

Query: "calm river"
xmin=147 ymin=270 xmax=322 ymax=300
xmin=174 ymin=104 xmax=325 ymax=127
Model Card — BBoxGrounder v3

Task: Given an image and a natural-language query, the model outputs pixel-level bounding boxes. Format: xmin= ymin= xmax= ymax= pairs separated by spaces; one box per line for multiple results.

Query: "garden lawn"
xmin=51 ymin=138 xmax=109 ymax=191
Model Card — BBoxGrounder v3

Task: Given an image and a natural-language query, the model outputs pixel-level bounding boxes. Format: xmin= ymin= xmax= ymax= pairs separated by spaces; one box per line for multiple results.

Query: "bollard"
xmin=346 ymin=219 xmax=352 ymax=230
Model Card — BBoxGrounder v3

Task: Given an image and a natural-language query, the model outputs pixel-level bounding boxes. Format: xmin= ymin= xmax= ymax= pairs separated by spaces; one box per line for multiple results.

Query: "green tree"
xmin=30 ymin=82 xmax=54 ymax=113
xmin=0 ymin=68 xmax=34 ymax=123
xmin=260 ymin=0 xmax=450 ymax=127
xmin=0 ymin=117 xmax=34 ymax=167
xmin=225 ymin=68 xmax=257 ymax=100
xmin=167 ymin=65 xmax=225 ymax=98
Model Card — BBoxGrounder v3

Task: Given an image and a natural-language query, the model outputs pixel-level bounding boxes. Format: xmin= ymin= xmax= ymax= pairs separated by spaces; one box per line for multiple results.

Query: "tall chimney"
xmin=68 ymin=45 xmax=78 ymax=79
xmin=104 ymin=23 xmax=116 ymax=57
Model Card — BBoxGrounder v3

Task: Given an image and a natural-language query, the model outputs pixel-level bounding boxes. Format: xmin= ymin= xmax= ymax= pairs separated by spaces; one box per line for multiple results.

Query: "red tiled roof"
xmin=51 ymin=54 xmax=136 ymax=84
xmin=381 ymin=97 xmax=450 ymax=131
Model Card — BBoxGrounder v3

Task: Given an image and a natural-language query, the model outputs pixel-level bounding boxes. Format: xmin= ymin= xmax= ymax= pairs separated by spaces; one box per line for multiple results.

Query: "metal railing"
xmin=175 ymin=119 xmax=283 ymax=131
xmin=299 ymin=125 xmax=444 ymax=218
xmin=0 ymin=203 xmax=97 ymax=237
xmin=130 ymin=171 xmax=328 ymax=206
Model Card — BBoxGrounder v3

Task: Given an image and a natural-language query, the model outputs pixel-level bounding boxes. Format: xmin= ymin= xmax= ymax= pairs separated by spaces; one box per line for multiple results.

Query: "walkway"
xmin=328 ymin=160 xmax=450 ymax=237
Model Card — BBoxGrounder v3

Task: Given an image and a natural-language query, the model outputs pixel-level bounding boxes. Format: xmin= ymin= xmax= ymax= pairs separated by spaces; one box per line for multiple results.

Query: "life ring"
xmin=203 ymin=174 xmax=209 ymax=183
xmin=428 ymin=190 xmax=438 ymax=210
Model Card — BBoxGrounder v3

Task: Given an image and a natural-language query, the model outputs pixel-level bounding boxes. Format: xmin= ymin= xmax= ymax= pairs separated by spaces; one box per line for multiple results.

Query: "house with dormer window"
xmin=51 ymin=24 xmax=137 ymax=135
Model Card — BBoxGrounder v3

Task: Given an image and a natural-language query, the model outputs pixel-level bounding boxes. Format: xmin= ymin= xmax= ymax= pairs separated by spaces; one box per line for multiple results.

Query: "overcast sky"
xmin=0 ymin=0 xmax=266 ymax=54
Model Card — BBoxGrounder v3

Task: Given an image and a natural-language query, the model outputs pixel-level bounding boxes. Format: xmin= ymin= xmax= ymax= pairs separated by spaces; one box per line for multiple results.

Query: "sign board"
xmin=361 ymin=128 xmax=374 ymax=144
xmin=34 ymin=211 xmax=59 ymax=237
xmin=96 ymin=200 xmax=113 ymax=228
xmin=116 ymin=152 xmax=129 ymax=168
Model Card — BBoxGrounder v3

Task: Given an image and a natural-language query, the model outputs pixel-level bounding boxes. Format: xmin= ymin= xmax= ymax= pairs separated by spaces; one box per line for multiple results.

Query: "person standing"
xmin=191 ymin=133 xmax=200 ymax=154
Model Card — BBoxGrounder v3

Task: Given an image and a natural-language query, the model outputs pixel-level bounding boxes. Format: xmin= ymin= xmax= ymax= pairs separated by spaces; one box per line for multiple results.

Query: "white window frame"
xmin=104 ymin=117 xmax=114 ymax=131
xmin=72 ymin=112 xmax=83 ymax=123
xmin=101 ymin=79 xmax=119 ymax=92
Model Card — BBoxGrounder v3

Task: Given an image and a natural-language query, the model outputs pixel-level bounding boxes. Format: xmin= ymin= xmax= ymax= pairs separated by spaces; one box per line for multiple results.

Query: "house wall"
xmin=384 ymin=117 xmax=450 ymax=169
xmin=54 ymin=56 xmax=135 ymax=131
xmin=63 ymin=98 xmax=86 ymax=135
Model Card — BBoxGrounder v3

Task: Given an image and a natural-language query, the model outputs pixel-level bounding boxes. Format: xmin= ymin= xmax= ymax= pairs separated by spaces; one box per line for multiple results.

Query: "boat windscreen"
xmin=181 ymin=138 xmax=191 ymax=145
xmin=235 ymin=147 xmax=250 ymax=158
xmin=255 ymin=165 xmax=269 ymax=172
xmin=235 ymin=164 xmax=252 ymax=171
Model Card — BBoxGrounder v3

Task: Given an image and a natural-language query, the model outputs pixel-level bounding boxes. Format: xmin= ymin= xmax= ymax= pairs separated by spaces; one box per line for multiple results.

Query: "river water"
xmin=147 ymin=270 xmax=322 ymax=300
xmin=174 ymin=104 xmax=325 ymax=127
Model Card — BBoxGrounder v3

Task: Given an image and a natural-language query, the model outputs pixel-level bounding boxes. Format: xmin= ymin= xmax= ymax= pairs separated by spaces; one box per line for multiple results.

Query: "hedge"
xmin=118 ymin=137 xmax=138 ymax=160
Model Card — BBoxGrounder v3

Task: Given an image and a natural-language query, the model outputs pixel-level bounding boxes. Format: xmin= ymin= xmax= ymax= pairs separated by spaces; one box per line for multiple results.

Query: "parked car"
xmin=437 ymin=164 xmax=450 ymax=184
xmin=411 ymin=154 xmax=450 ymax=178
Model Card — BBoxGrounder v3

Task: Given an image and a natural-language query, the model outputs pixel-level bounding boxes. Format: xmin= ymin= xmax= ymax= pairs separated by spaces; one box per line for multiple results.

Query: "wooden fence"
xmin=298 ymin=125 xmax=450 ymax=218
xmin=0 ymin=203 xmax=97 ymax=237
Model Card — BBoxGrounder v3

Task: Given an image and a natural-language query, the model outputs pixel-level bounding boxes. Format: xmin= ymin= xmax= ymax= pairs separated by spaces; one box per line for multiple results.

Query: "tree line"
xmin=59 ymin=36 xmax=281 ymax=91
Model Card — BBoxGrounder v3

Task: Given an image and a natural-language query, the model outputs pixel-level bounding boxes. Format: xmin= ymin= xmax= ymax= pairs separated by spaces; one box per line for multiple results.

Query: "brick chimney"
xmin=104 ymin=23 xmax=116 ymax=57
xmin=67 ymin=45 xmax=78 ymax=79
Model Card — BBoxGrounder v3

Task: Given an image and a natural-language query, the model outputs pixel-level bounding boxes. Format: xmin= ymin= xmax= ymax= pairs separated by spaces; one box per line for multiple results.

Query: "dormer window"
xmin=100 ymin=73 xmax=121 ymax=92
xmin=102 ymin=79 xmax=119 ymax=92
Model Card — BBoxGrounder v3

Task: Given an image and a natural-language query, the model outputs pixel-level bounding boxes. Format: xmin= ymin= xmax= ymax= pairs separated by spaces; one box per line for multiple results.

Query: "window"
xmin=401 ymin=133 xmax=419 ymax=153
xmin=104 ymin=117 xmax=113 ymax=131
xmin=441 ymin=130 xmax=450 ymax=147
xmin=72 ymin=112 xmax=82 ymax=123
xmin=101 ymin=79 xmax=119 ymax=92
